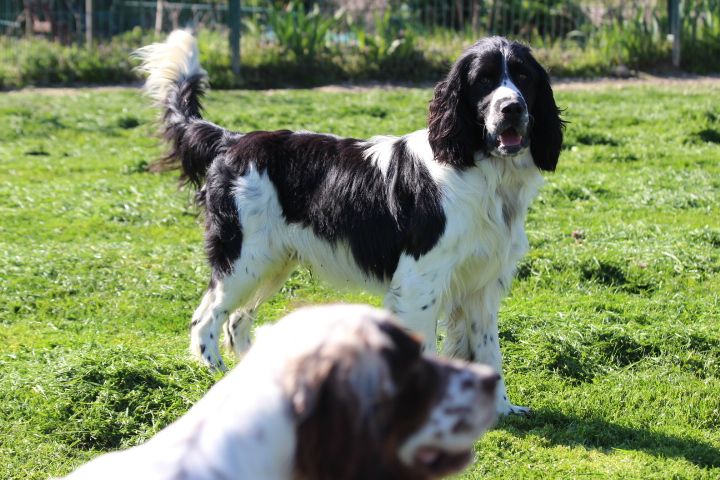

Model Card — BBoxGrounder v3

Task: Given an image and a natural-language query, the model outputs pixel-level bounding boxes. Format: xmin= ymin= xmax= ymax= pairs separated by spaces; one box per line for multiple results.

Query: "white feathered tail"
xmin=134 ymin=30 xmax=229 ymax=189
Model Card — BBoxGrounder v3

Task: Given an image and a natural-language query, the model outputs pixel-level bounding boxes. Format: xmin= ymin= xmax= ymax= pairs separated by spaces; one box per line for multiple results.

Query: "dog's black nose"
xmin=500 ymin=100 xmax=524 ymax=117
xmin=480 ymin=373 xmax=501 ymax=395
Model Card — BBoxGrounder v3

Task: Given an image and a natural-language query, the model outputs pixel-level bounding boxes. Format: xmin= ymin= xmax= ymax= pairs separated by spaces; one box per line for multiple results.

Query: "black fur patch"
xmin=203 ymin=158 xmax=244 ymax=279
xmin=209 ymin=130 xmax=446 ymax=281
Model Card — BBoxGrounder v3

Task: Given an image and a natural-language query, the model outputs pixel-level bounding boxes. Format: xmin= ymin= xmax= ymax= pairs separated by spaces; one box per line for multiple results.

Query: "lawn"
xmin=0 ymin=83 xmax=718 ymax=479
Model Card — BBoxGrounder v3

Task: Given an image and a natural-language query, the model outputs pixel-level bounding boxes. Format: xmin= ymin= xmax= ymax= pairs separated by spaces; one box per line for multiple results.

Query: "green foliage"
xmin=267 ymin=2 xmax=345 ymax=61
xmin=490 ymin=0 xmax=589 ymax=40
xmin=2 ymin=1 xmax=720 ymax=90
xmin=0 ymin=34 xmax=140 ymax=88
xmin=682 ymin=0 xmax=720 ymax=72
xmin=589 ymin=10 xmax=669 ymax=70
xmin=351 ymin=8 xmax=417 ymax=64
xmin=1 ymin=83 xmax=719 ymax=479
xmin=342 ymin=7 xmax=436 ymax=80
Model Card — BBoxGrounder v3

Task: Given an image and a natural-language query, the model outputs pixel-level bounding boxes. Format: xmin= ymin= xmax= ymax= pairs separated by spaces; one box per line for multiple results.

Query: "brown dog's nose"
xmin=480 ymin=373 xmax=501 ymax=395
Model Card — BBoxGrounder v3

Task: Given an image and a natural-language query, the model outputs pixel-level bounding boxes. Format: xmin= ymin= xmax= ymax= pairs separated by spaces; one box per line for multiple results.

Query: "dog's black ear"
xmin=529 ymin=62 xmax=565 ymax=172
xmin=428 ymin=57 xmax=479 ymax=168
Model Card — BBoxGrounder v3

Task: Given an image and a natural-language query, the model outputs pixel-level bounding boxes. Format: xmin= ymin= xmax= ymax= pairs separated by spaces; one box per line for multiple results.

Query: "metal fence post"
xmin=670 ymin=0 xmax=681 ymax=67
xmin=229 ymin=0 xmax=241 ymax=77
xmin=155 ymin=0 xmax=164 ymax=35
xmin=24 ymin=0 xmax=32 ymax=37
xmin=85 ymin=0 xmax=93 ymax=47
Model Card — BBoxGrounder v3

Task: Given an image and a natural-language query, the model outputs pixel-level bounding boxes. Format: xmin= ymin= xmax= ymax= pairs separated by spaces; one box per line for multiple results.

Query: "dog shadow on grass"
xmin=498 ymin=408 xmax=720 ymax=468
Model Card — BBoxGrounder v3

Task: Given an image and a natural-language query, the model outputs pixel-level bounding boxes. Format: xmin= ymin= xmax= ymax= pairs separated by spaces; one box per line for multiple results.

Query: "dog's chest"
xmin=441 ymin=157 xmax=542 ymax=292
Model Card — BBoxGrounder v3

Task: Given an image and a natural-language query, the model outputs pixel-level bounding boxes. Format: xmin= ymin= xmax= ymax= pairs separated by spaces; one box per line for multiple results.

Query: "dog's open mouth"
xmin=498 ymin=127 xmax=523 ymax=148
xmin=414 ymin=447 xmax=473 ymax=477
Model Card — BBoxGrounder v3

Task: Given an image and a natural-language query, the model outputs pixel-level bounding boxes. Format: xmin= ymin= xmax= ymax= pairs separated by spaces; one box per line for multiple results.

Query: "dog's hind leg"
xmin=190 ymin=287 xmax=227 ymax=370
xmin=190 ymin=286 xmax=233 ymax=371
xmin=223 ymin=310 xmax=253 ymax=357
xmin=191 ymin=247 xmax=290 ymax=370
xmin=222 ymin=261 xmax=297 ymax=357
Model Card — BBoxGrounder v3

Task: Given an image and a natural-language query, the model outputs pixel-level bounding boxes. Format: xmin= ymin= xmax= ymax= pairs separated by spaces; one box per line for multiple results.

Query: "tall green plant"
xmin=682 ymin=0 xmax=720 ymax=71
xmin=267 ymin=2 xmax=345 ymax=61
xmin=619 ymin=10 xmax=666 ymax=67
xmin=350 ymin=8 xmax=417 ymax=64
xmin=589 ymin=9 xmax=667 ymax=69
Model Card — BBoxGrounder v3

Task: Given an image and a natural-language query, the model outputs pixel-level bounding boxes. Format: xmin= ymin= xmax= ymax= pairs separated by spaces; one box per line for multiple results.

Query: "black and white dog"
xmin=136 ymin=30 xmax=563 ymax=415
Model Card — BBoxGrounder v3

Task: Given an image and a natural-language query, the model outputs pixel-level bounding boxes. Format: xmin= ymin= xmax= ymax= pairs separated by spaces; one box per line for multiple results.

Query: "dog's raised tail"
xmin=134 ymin=30 xmax=226 ymax=189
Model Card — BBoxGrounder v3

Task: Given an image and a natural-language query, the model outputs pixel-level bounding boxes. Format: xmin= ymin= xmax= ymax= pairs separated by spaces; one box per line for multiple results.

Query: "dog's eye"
xmin=477 ymin=75 xmax=493 ymax=86
xmin=516 ymin=73 xmax=529 ymax=82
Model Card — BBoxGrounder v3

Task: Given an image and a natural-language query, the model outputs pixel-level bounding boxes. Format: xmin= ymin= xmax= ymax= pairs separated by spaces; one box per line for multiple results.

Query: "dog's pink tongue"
xmin=415 ymin=447 xmax=441 ymax=465
xmin=499 ymin=129 xmax=522 ymax=147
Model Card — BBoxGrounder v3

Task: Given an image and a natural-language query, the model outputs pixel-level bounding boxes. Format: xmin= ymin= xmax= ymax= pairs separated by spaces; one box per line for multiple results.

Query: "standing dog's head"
xmin=261 ymin=305 xmax=498 ymax=480
xmin=428 ymin=36 xmax=564 ymax=171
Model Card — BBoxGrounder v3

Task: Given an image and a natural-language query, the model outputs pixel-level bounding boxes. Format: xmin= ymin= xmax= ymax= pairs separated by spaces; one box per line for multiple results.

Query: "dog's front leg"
xmin=383 ymin=254 xmax=450 ymax=353
xmin=449 ymin=283 xmax=531 ymax=416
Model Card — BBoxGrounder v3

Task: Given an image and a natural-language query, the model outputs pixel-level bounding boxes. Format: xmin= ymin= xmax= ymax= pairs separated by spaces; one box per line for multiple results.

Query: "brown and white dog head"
xmin=251 ymin=304 xmax=498 ymax=480
xmin=59 ymin=304 xmax=498 ymax=480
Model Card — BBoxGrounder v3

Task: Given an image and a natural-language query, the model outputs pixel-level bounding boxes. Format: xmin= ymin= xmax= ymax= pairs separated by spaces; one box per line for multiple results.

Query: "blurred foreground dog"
xmin=135 ymin=30 xmax=563 ymax=414
xmin=63 ymin=305 xmax=498 ymax=480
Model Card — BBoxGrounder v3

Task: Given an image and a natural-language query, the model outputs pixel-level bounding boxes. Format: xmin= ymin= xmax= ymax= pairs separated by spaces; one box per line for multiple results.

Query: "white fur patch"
xmin=133 ymin=29 xmax=206 ymax=106
xmin=363 ymin=135 xmax=399 ymax=178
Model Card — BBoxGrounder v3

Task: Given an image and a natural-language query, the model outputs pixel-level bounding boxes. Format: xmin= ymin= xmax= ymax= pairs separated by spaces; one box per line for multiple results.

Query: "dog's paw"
xmin=191 ymin=341 xmax=228 ymax=372
xmin=206 ymin=355 xmax=228 ymax=372
xmin=496 ymin=400 xmax=531 ymax=416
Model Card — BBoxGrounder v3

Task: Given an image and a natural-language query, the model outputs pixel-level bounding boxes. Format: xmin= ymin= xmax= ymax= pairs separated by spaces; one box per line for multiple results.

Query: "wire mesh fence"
xmin=1 ymin=0 xmax=719 ymax=87
xmin=0 ymin=0 xmax=696 ymax=43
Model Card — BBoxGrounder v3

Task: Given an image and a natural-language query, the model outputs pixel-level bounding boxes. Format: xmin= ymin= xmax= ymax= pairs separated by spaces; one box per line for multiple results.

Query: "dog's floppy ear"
xmin=376 ymin=320 xmax=423 ymax=384
xmin=291 ymin=347 xmax=387 ymax=480
xmin=528 ymin=59 xmax=565 ymax=172
xmin=284 ymin=323 xmax=397 ymax=421
xmin=428 ymin=56 xmax=479 ymax=169
xmin=284 ymin=352 xmax=335 ymax=420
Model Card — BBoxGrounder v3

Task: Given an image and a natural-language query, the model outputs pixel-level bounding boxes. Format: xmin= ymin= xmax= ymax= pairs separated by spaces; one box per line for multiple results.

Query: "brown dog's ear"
xmin=291 ymin=349 xmax=374 ymax=480
xmin=283 ymin=326 xmax=396 ymax=421
xmin=290 ymin=319 xmax=419 ymax=480
xmin=376 ymin=320 xmax=423 ymax=384
xmin=283 ymin=352 xmax=336 ymax=420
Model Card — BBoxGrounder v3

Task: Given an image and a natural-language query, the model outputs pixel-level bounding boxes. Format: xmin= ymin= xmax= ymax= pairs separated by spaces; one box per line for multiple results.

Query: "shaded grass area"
xmin=0 ymin=84 xmax=718 ymax=479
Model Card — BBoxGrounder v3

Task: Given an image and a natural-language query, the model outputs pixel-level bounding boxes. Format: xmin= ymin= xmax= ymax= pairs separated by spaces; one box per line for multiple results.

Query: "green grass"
xmin=0 ymin=84 xmax=719 ymax=479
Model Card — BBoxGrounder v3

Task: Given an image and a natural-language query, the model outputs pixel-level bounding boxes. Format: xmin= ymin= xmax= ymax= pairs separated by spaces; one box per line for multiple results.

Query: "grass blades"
xmin=0 ymin=84 xmax=718 ymax=479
